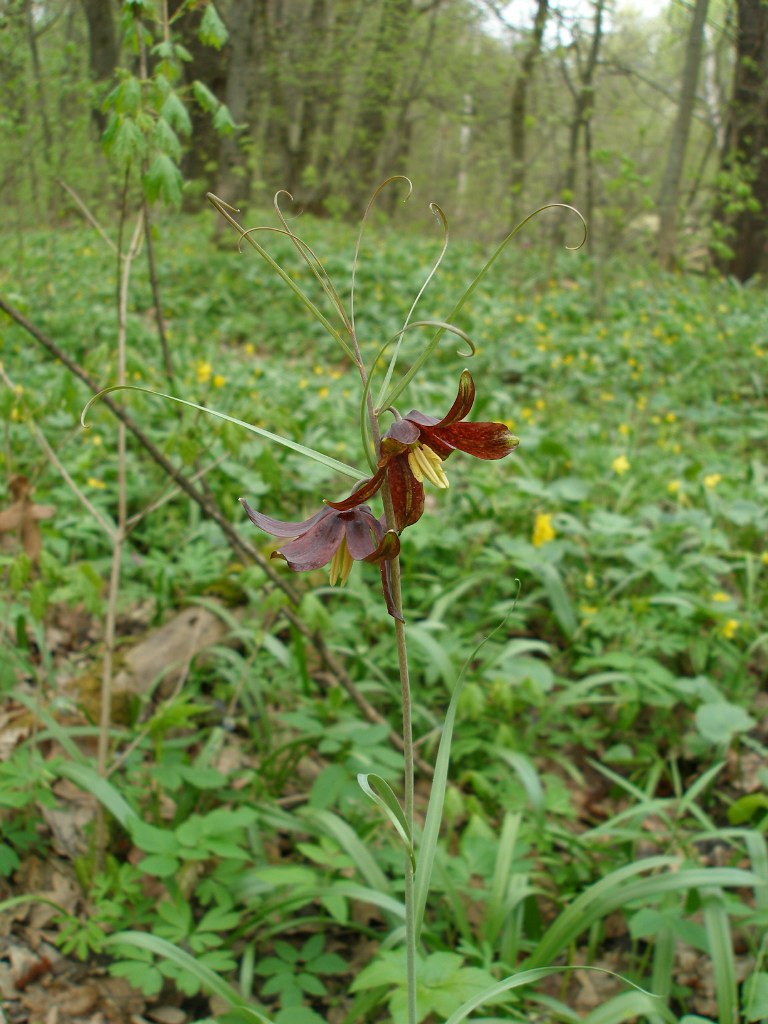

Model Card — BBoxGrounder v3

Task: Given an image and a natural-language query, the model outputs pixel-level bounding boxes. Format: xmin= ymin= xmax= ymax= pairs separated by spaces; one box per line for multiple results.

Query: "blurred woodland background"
xmin=2 ymin=0 xmax=768 ymax=279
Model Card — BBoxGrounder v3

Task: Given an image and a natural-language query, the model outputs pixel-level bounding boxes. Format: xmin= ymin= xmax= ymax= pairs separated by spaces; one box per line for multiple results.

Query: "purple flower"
xmin=240 ymin=499 xmax=402 ymax=620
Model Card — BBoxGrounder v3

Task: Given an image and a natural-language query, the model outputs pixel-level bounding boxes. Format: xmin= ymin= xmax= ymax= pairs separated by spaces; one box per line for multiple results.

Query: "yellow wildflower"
xmin=612 ymin=454 xmax=630 ymax=475
xmin=532 ymin=512 xmax=556 ymax=548
xmin=318 ymin=386 xmax=329 ymax=399
xmin=196 ymin=361 xmax=212 ymax=384
xmin=213 ymin=374 xmax=226 ymax=388
xmin=667 ymin=480 xmax=681 ymax=494
xmin=585 ymin=572 xmax=596 ymax=590
xmin=721 ymin=619 xmax=739 ymax=640
xmin=761 ymin=552 xmax=768 ymax=565
xmin=704 ymin=473 xmax=722 ymax=490
xmin=87 ymin=478 xmax=107 ymax=490
xmin=618 ymin=423 xmax=630 ymax=436
xmin=711 ymin=592 xmax=730 ymax=603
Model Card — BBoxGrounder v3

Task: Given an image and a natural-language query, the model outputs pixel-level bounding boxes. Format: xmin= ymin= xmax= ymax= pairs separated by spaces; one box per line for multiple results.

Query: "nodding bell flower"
xmin=327 ymin=370 xmax=519 ymax=532
xmin=240 ymin=499 xmax=402 ymax=621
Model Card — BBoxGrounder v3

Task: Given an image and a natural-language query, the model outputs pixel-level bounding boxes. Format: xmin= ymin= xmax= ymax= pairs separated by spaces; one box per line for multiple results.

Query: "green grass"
xmin=0 ymin=208 xmax=766 ymax=1022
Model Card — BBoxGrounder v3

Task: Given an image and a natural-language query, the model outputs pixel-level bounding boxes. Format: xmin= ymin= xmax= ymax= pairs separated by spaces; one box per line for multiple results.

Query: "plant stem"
xmin=381 ymin=483 xmax=417 ymax=1024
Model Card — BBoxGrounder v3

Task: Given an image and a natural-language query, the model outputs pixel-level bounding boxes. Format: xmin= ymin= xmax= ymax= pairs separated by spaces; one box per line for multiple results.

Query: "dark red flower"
xmin=328 ymin=370 xmax=519 ymax=531
xmin=240 ymin=498 xmax=402 ymax=620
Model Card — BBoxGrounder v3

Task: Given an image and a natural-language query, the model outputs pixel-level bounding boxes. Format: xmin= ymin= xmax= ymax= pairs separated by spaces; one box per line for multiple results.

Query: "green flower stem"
xmin=351 ymin=295 xmax=417 ymax=1024
xmin=381 ymin=482 xmax=417 ymax=1024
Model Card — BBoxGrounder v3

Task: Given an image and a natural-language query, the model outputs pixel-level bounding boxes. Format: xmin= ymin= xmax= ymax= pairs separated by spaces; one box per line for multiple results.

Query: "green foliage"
xmin=1 ymin=211 xmax=766 ymax=1021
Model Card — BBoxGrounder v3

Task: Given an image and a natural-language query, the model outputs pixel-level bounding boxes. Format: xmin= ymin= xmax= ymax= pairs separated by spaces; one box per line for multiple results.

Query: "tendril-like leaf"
xmin=350 ymin=175 xmax=413 ymax=338
xmin=206 ymin=192 xmax=355 ymax=362
xmin=375 ymin=202 xmax=450 ymax=410
xmin=272 ymin=190 xmax=354 ymax=338
xmin=382 ymin=203 xmax=588 ymax=410
xmin=81 ymin=385 xmax=364 ymax=480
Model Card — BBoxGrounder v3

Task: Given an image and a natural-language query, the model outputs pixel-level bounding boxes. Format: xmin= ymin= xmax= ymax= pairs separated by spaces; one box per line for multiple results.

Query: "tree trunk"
xmin=509 ymin=0 xmax=549 ymax=223
xmin=715 ymin=0 xmax=768 ymax=280
xmin=168 ymin=0 xmax=228 ymax=201
xmin=344 ymin=0 xmax=417 ymax=211
xmin=215 ymin=0 xmax=267 ymax=213
xmin=657 ymin=0 xmax=709 ymax=270
xmin=560 ymin=0 xmax=606 ymax=209
xmin=79 ymin=0 xmax=119 ymax=133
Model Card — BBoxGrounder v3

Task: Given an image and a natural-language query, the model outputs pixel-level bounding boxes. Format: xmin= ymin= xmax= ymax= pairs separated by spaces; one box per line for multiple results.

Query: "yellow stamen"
xmin=408 ymin=443 xmax=449 ymax=488
xmin=328 ymin=537 xmax=354 ymax=586
xmin=420 ymin=443 xmax=449 ymax=488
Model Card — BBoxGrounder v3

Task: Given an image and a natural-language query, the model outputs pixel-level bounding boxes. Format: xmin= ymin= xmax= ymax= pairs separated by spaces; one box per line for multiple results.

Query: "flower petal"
xmin=385 ymin=419 xmax=421 ymax=446
xmin=274 ymin=512 xmax=345 ymax=571
xmin=344 ymin=512 xmax=379 ymax=561
xmin=431 ymin=369 xmax=475 ymax=428
xmin=430 ymin=420 xmax=519 ymax=460
xmin=325 ymin=469 xmax=386 ymax=512
xmin=387 ymin=455 xmax=425 ymax=531
xmin=240 ymin=498 xmax=332 ymax=538
xmin=362 ymin=527 xmax=400 ymax=564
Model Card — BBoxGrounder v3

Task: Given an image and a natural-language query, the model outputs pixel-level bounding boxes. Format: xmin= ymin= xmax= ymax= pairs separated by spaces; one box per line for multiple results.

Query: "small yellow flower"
xmin=535 ymin=398 xmax=546 ymax=411
xmin=532 ymin=512 xmax=556 ymax=548
xmin=521 ymin=407 xmax=534 ymax=422
xmin=313 ymin=364 xmax=324 ymax=376
xmin=318 ymin=386 xmax=329 ymax=399
xmin=636 ymin=395 xmax=647 ymax=411
xmin=196 ymin=361 xmax=212 ymax=384
xmin=618 ymin=423 xmax=630 ymax=436
xmin=704 ymin=473 xmax=722 ymax=490
xmin=600 ymin=391 xmax=615 ymax=403
xmin=87 ymin=477 xmax=107 ymax=490
xmin=585 ymin=572 xmax=596 ymax=590
xmin=665 ymin=412 xmax=677 ymax=423
xmin=711 ymin=592 xmax=730 ymax=603
xmin=721 ymin=619 xmax=739 ymax=640
xmin=243 ymin=342 xmax=255 ymax=355
xmin=761 ymin=552 xmax=768 ymax=565
xmin=612 ymin=454 xmax=630 ymax=475
xmin=299 ymin=378 xmax=308 ymax=389
xmin=213 ymin=374 xmax=226 ymax=388
xmin=667 ymin=479 xmax=681 ymax=494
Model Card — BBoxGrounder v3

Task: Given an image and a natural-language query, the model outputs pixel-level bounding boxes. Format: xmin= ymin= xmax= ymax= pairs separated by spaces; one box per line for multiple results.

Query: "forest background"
xmin=1 ymin=2 xmax=768 ymax=1024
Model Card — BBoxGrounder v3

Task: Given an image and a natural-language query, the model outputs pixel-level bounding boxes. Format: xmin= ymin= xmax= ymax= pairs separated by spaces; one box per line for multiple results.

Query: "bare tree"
xmin=657 ymin=0 xmax=709 ymax=269
xmin=715 ymin=0 xmax=768 ymax=280
xmin=509 ymin=0 xmax=549 ymax=223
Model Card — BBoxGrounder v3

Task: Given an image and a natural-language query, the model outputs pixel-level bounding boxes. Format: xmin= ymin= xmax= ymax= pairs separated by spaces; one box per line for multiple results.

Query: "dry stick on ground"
xmin=0 ymin=295 xmax=431 ymax=773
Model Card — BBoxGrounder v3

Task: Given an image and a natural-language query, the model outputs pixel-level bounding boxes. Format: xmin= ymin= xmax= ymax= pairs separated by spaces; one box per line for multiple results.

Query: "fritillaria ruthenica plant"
xmin=83 ymin=180 xmax=585 ymax=1024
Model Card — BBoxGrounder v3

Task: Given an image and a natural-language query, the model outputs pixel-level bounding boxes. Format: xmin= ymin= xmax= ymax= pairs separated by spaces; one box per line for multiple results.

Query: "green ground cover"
xmin=0 ymin=210 xmax=766 ymax=1023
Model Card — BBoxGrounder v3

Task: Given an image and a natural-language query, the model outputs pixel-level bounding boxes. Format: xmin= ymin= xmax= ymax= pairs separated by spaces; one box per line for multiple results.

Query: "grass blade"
xmin=104 ymin=931 xmax=272 ymax=1022
xmin=81 ymin=385 xmax=364 ymax=481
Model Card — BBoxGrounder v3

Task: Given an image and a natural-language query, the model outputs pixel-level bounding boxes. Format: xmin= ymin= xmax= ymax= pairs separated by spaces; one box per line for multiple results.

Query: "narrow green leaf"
xmin=444 ymin=966 xmax=655 ymax=1024
xmin=57 ymin=761 xmax=137 ymax=829
xmin=81 ymin=385 xmax=364 ymax=481
xmin=357 ymin=773 xmax=413 ymax=866
xmin=382 ymin=203 xmax=587 ymax=409
xmin=701 ymin=888 xmax=737 ymax=1024
xmin=103 ymin=932 xmax=271 ymax=1022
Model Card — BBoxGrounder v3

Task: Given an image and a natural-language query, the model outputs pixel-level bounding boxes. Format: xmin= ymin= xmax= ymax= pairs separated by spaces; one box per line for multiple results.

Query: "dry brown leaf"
xmin=0 ymin=476 xmax=55 ymax=563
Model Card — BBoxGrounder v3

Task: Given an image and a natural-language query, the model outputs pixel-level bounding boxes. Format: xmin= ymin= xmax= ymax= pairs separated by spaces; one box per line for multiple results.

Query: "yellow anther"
xmin=328 ymin=537 xmax=354 ymax=586
xmin=407 ymin=443 xmax=448 ymax=489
